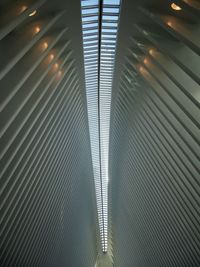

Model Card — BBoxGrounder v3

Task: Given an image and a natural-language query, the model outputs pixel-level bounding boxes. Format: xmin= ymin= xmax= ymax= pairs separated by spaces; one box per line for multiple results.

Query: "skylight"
xmin=81 ymin=0 xmax=121 ymax=252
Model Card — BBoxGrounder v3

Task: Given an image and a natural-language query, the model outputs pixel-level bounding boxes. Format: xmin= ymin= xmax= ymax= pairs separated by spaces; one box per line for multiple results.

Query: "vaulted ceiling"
xmin=0 ymin=0 xmax=200 ymax=266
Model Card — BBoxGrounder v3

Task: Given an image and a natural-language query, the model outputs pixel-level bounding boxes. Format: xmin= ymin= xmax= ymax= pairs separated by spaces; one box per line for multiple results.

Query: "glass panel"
xmin=82 ymin=0 xmax=99 ymax=6
xmin=103 ymin=15 xmax=118 ymax=20
xmin=83 ymin=29 xmax=99 ymax=34
xmin=82 ymin=15 xmax=98 ymax=22
xmin=83 ymin=22 xmax=98 ymax=28
xmin=82 ymin=8 xmax=99 ymax=15
xmin=102 ymin=22 xmax=118 ymax=27
xmin=103 ymin=0 xmax=120 ymax=4
xmin=103 ymin=7 xmax=119 ymax=13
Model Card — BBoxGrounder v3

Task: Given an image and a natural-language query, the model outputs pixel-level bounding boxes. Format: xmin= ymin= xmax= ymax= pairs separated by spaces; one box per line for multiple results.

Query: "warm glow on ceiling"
xmin=54 ymin=63 xmax=59 ymax=70
xmin=49 ymin=54 xmax=54 ymax=61
xmin=20 ymin=5 xmax=27 ymax=13
xmin=171 ymin=3 xmax=182 ymax=10
xmin=167 ymin=21 xmax=173 ymax=27
xmin=149 ymin=49 xmax=154 ymax=55
xmin=58 ymin=70 xmax=62 ymax=77
xmin=139 ymin=66 xmax=144 ymax=72
xmin=43 ymin=42 xmax=48 ymax=49
xmin=35 ymin=26 xmax=40 ymax=34
xmin=29 ymin=10 xmax=37 ymax=16
xmin=143 ymin=58 xmax=148 ymax=64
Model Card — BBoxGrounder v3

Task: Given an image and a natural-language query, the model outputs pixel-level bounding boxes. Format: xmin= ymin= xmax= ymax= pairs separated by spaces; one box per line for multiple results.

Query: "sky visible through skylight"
xmin=81 ymin=0 xmax=121 ymax=252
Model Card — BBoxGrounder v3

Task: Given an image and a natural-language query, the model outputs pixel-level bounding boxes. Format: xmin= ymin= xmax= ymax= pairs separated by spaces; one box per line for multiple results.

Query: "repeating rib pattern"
xmin=109 ymin=0 xmax=200 ymax=266
xmin=0 ymin=0 xmax=98 ymax=266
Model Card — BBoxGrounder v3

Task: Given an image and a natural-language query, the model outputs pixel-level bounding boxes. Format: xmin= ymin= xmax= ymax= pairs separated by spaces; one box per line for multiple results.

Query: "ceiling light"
xmin=143 ymin=58 xmax=148 ymax=64
xmin=54 ymin=63 xmax=59 ymax=70
xmin=49 ymin=54 xmax=54 ymax=61
xmin=35 ymin=26 xmax=40 ymax=34
xmin=167 ymin=21 xmax=173 ymax=27
xmin=43 ymin=42 xmax=48 ymax=49
xmin=20 ymin=5 xmax=27 ymax=13
xmin=29 ymin=10 xmax=37 ymax=16
xmin=171 ymin=3 xmax=182 ymax=10
xmin=149 ymin=49 xmax=154 ymax=55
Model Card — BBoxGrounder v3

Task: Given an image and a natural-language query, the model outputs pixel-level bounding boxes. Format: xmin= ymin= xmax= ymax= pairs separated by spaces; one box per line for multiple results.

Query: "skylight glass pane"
xmin=82 ymin=16 xmax=99 ymax=22
xmin=104 ymin=0 xmax=120 ymax=4
xmin=102 ymin=33 xmax=116 ymax=37
xmin=84 ymin=40 xmax=98 ymax=45
xmin=102 ymin=40 xmax=116 ymax=43
xmin=82 ymin=0 xmax=99 ymax=6
xmin=83 ymin=29 xmax=99 ymax=34
xmin=103 ymin=7 xmax=119 ymax=13
xmin=83 ymin=22 xmax=98 ymax=28
xmin=82 ymin=8 xmax=99 ymax=14
xmin=103 ymin=15 xmax=118 ymax=20
xmin=102 ymin=28 xmax=117 ymax=33
xmin=83 ymin=35 xmax=98 ymax=40
xmin=102 ymin=22 xmax=118 ymax=27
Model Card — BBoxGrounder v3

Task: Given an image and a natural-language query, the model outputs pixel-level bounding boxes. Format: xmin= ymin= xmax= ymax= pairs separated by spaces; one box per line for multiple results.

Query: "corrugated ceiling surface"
xmin=0 ymin=0 xmax=98 ymax=266
xmin=110 ymin=0 xmax=200 ymax=266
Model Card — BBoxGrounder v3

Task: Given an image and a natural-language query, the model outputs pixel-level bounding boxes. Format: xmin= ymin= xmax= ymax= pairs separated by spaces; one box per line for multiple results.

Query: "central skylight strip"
xmin=99 ymin=0 xmax=120 ymax=252
xmin=81 ymin=0 xmax=106 ymax=251
xmin=81 ymin=0 xmax=121 ymax=253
